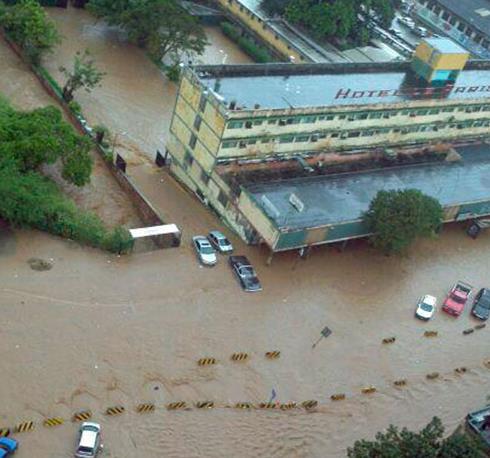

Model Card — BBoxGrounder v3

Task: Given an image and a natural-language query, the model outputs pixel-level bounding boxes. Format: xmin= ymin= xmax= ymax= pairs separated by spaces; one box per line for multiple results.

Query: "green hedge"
xmin=2 ymin=0 xmax=59 ymax=6
xmin=220 ymin=21 xmax=273 ymax=63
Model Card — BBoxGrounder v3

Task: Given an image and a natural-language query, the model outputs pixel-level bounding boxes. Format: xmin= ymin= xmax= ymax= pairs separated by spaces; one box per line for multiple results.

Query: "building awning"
xmin=129 ymin=224 xmax=181 ymax=239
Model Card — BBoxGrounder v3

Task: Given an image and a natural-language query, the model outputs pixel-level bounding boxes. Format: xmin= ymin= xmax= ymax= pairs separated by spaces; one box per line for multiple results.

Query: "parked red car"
xmin=442 ymin=281 xmax=473 ymax=316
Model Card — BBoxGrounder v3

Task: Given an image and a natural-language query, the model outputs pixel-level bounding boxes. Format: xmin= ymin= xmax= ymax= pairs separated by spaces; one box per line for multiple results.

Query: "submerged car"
xmin=0 ymin=437 xmax=18 ymax=458
xmin=75 ymin=422 xmax=102 ymax=458
xmin=208 ymin=230 xmax=233 ymax=254
xmin=472 ymin=288 xmax=490 ymax=320
xmin=229 ymin=255 xmax=262 ymax=292
xmin=415 ymin=294 xmax=437 ymax=320
xmin=192 ymin=235 xmax=217 ymax=266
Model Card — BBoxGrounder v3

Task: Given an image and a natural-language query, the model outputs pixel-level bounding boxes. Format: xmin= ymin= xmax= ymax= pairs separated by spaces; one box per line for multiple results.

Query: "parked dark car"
xmin=229 ymin=256 xmax=262 ymax=292
xmin=472 ymin=288 xmax=490 ymax=320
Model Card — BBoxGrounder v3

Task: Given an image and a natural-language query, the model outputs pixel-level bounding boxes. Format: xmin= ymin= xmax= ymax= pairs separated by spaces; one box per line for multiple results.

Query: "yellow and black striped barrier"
xmin=197 ymin=357 xmax=217 ymax=366
xmin=280 ymin=402 xmax=297 ymax=410
xmin=72 ymin=411 xmax=92 ymax=422
xmin=265 ymin=351 xmax=281 ymax=359
xmin=136 ymin=403 xmax=155 ymax=414
xmin=393 ymin=379 xmax=407 ymax=387
xmin=302 ymin=400 xmax=318 ymax=410
xmin=424 ymin=330 xmax=438 ymax=337
xmin=361 ymin=386 xmax=376 ymax=394
xmin=195 ymin=401 xmax=214 ymax=409
xmin=231 ymin=352 xmax=249 ymax=362
xmin=43 ymin=417 xmax=64 ymax=428
xmin=105 ymin=406 xmax=125 ymax=416
xmin=167 ymin=401 xmax=187 ymax=410
xmin=235 ymin=402 xmax=253 ymax=409
xmin=475 ymin=323 xmax=486 ymax=330
xmin=258 ymin=402 xmax=276 ymax=409
xmin=426 ymin=372 xmax=440 ymax=380
xmin=382 ymin=337 xmax=396 ymax=344
xmin=15 ymin=421 xmax=34 ymax=433
xmin=455 ymin=367 xmax=467 ymax=374
xmin=330 ymin=393 xmax=346 ymax=401
xmin=0 ymin=428 xmax=10 ymax=437
xmin=463 ymin=328 xmax=474 ymax=335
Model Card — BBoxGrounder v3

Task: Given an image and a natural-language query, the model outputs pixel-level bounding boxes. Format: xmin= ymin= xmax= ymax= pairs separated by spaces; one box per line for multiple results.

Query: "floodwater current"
xmin=0 ymin=6 xmax=489 ymax=458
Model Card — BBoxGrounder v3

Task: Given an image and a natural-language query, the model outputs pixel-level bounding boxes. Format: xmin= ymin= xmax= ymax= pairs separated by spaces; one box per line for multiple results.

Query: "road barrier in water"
xmin=105 ymin=406 xmax=125 ymax=416
xmin=302 ymin=400 xmax=318 ymax=410
xmin=258 ymin=402 xmax=276 ymax=409
xmin=167 ymin=402 xmax=187 ymax=410
xmin=72 ymin=411 xmax=92 ymax=422
xmin=15 ymin=421 xmax=34 ymax=433
xmin=43 ymin=417 xmax=64 ymax=428
xmin=393 ymin=379 xmax=407 ymax=387
xmin=231 ymin=353 xmax=249 ymax=362
xmin=382 ymin=337 xmax=396 ymax=344
xmin=136 ymin=403 xmax=155 ymax=414
xmin=361 ymin=386 xmax=376 ymax=394
xmin=195 ymin=401 xmax=214 ymax=409
xmin=475 ymin=323 xmax=486 ymax=330
xmin=330 ymin=393 xmax=346 ymax=401
xmin=426 ymin=372 xmax=440 ymax=380
xmin=454 ymin=367 xmax=467 ymax=374
xmin=280 ymin=402 xmax=297 ymax=410
xmin=197 ymin=357 xmax=217 ymax=366
xmin=0 ymin=429 xmax=10 ymax=437
xmin=265 ymin=351 xmax=281 ymax=359
xmin=463 ymin=328 xmax=475 ymax=335
xmin=235 ymin=402 xmax=253 ymax=409
xmin=424 ymin=330 xmax=438 ymax=337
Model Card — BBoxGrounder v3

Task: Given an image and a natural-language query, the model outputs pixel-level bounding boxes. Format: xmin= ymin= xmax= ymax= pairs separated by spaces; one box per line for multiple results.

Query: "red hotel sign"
xmin=335 ymin=84 xmax=490 ymax=100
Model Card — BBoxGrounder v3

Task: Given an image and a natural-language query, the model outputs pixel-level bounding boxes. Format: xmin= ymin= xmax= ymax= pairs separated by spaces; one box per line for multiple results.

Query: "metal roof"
xmin=434 ymin=0 xmax=490 ymax=38
xmin=129 ymin=224 xmax=180 ymax=239
xmin=423 ymin=37 xmax=469 ymax=54
xmin=245 ymin=144 xmax=490 ymax=231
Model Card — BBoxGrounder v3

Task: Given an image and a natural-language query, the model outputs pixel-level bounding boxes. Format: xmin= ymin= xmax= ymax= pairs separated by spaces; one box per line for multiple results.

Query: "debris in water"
xmin=27 ymin=257 xmax=53 ymax=271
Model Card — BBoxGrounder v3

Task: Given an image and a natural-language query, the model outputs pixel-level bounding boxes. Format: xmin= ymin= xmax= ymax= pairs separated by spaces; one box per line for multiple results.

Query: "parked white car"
xmin=192 ymin=236 xmax=217 ymax=266
xmin=75 ymin=422 xmax=103 ymax=458
xmin=415 ymin=294 xmax=437 ymax=320
xmin=208 ymin=230 xmax=233 ymax=254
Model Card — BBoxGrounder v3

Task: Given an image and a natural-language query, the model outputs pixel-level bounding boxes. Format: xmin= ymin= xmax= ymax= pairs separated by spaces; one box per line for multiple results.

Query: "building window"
xmin=201 ymin=169 xmax=210 ymax=184
xmin=279 ymin=135 xmax=294 ymax=143
xmin=238 ymin=140 xmax=246 ymax=148
xmin=331 ymin=132 xmax=339 ymax=138
xmin=217 ymin=190 xmax=228 ymax=208
xmin=245 ymin=121 xmax=253 ymax=129
xmin=301 ymin=116 xmax=316 ymax=123
xmin=253 ymin=120 xmax=263 ymax=126
xmin=428 ymin=109 xmax=440 ymax=115
xmin=325 ymin=115 xmax=335 ymax=120
xmin=194 ymin=115 xmax=202 ymax=131
xmin=184 ymin=150 xmax=193 ymax=168
xmin=267 ymin=119 xmax=277 ymax=125
xmin=295 ymin=135 xmax=309 ymax=142
xmin=338 ymin=115 xmax=346 ymax=120
xmin=228 ymin=121 xmax=243 ymax=129
xmin=189 ymin=133 xmax=197 ymax=149
xmin=347 ymin=131 xmax=360 ymax=138
xmin=369 ymin=112 xmax=382 ymax=119
xmin=198 ymin=94 xmax=207 ymax=113
xmin=222 ymin=141 xmax=237 ymax=149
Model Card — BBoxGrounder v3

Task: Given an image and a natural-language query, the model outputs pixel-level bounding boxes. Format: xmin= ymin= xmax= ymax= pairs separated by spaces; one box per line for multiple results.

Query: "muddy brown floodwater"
xmin=0 ymin=6 xmax=489 ymax=458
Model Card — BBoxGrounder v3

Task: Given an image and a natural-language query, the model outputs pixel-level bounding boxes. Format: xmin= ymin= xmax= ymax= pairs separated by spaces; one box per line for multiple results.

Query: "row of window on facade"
xmin=221 ymin=118 xmax=490 ymax=148
xmin=417 ymin=0 xmax=490 ymax=49
xmin=182 ymin=150 xmax=229 ymax=207
xmin=225 ymin=103 xmax=490 ymax=130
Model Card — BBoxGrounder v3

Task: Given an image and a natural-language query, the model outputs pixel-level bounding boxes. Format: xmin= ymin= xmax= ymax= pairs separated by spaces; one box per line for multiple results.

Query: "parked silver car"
xmin=75 ymin=422 xmax=102 ymax=458
xmin=208 ymin=230 xmax=233 ymax=254
xmin=192 ymin=236 xmax=217 ymax=266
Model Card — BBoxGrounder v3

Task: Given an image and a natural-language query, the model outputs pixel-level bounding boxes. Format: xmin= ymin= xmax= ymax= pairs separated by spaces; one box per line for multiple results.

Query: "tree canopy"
xmin=0 ymin=0 xmax=60 ymax=64
xmin=87 ymin=0 xmax=208 ymax=63
xmin=347 ymin=417 xmax=486 ymax=458
xmin=365 ymin=189 xmax=443 ymax=254
xmin=261 ymin=0 xmax=396 ymax=45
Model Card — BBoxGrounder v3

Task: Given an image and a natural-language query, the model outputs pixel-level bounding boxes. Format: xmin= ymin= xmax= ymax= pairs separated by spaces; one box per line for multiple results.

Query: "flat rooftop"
xmin=435 ymin=0 xmax=490 ymax=38
xmin=199 ymin=63 xmax=490 ymax=110
xmin=424 ymin=37 xmax=468 ymax=54
xmin=244 ymin=144 xmax=490 ymax=231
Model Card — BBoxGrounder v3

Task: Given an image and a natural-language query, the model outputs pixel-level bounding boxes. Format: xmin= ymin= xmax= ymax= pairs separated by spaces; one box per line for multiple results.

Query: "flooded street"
xmin=0 ymin=6 xmax=489 ymax=458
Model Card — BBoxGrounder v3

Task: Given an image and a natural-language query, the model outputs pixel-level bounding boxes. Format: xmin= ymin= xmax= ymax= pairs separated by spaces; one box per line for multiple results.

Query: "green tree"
xmin=0 ymin=104 xmax=93 ymax=186
xmin=59 ymin=49 xmax=105 ymax=103
xmin=87 ymin=0 xmax=207 ymax=63
xmin=365 ymin=189 xmax=443 ymax=254
xmin=347 ymin=417 xmax=485 ymax=458
xmin=0 ymin=0 xmax=60 ymax=64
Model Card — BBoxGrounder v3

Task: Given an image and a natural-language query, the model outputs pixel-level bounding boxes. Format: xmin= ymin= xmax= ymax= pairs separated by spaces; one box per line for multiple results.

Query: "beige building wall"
xmin=216 ymin=0 xmax=304 ymax=62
